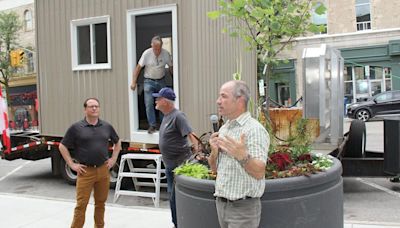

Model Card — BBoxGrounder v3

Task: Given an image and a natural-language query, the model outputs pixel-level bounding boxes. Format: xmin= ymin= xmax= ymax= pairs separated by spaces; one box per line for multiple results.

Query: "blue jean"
xmin=143 ymin=78 xmax=165 ymax=127
xmin=165 ymin=167 xmax=177 ymax=227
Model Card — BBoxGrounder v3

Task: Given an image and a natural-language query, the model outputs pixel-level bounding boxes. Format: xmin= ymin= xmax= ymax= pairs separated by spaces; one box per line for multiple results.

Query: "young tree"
xmin=0 ymin=11 xmax=23 ymax=104
xmin=208 ymin=0 xmax=326 ymax=112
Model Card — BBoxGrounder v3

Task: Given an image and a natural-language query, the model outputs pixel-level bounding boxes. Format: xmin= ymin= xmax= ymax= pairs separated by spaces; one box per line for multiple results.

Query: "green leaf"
xmin=308 ymin=24 xmax=320 ymax=33
xmin=232 ymin=0 xmax=246 ymax=9
xmin=207 ymin=11 xmax=221 ymax=20
xmin=315 ymin=4 xmax=327 ymax=15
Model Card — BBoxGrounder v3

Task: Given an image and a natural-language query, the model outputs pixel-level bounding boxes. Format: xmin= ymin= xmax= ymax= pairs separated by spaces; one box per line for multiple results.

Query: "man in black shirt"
xmin=153 ymin=87 xmax=198 ymax=228
xmin=59 ymin=98 xmax=121 ymax=228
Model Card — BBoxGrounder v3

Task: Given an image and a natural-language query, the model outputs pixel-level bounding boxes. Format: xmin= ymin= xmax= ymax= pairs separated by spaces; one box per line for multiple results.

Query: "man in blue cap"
xmin=152 ymin=87 xmax=198 ymax=228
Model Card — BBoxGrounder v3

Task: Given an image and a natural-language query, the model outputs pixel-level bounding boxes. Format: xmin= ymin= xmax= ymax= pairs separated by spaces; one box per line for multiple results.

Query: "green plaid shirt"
xmin=214 ymin=112 xmax=269 ymax=200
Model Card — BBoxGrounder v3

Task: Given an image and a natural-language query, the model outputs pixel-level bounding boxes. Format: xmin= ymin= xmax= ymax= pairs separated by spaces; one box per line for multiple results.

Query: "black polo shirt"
xmin=61 ymin=118 xmax=119 ymax=166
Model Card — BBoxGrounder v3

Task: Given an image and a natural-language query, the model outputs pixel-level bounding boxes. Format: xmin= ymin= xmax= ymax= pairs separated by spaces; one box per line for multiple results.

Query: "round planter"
xmin=175 ymin=157 xmax=343 ymax=228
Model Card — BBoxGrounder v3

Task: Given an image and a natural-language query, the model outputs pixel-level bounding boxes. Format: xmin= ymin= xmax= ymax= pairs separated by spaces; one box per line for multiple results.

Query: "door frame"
xmin=126 ymin=4 xmax=179 ymax=143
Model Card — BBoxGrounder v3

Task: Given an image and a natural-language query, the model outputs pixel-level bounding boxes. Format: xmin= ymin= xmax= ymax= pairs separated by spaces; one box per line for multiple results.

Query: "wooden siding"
xmin=35 ymin=0 xmax=256 ymax=140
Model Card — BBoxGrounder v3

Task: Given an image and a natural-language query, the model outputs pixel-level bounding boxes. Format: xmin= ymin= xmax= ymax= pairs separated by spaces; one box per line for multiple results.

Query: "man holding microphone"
xmin=208 ymin=80 xmax=269 ymax=228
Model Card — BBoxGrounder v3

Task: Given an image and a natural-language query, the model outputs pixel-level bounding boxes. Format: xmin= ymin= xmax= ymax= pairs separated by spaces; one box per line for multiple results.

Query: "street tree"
xmin=208 ymin=0 xmax=326 ymax=111
xmin=0 ymin=11 xmax=23 ymax=104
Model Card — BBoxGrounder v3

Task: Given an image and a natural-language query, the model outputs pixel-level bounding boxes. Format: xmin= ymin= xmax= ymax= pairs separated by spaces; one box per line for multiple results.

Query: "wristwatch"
xmin=238 ymin=154 xmax=251 ymax=167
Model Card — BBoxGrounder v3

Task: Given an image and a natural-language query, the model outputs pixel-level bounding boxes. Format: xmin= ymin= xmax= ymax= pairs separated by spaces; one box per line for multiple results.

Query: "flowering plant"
xmin=262 ymin=114 xmax=334 ymax=179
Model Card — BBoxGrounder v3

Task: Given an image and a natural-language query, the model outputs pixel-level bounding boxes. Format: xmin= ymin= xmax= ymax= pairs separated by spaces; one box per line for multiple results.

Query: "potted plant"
xmin=174 ymin=116 xmax=342 ymax=228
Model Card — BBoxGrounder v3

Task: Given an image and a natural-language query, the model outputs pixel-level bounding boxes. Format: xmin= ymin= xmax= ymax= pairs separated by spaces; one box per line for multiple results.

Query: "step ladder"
xmin=114 ymin=153 xmax=166 ymax=207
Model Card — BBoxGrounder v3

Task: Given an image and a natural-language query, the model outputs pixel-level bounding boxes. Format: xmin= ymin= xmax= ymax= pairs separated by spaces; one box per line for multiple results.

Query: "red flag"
xmin=0 ymin=88 xmax=11 ymax=154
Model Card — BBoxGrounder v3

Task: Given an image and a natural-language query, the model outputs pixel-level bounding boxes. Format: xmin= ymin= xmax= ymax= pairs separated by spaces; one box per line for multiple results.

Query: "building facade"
xmin=35 ymin=0 xmax=257 ymax=143
xmin=271 ymin=0 xmax=400 ymax=107
xmin=0 ymin=0 xmax=37 ymax=130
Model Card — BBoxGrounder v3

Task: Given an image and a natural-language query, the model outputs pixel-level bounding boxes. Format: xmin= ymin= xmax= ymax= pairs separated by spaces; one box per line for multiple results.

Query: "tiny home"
xmin=35 ymin=0 xmax=257 ymax=144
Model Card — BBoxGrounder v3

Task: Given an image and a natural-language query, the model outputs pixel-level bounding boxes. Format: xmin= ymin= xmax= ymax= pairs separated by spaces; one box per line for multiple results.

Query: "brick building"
xmin=271 ymin=0 xmax=400 ymax=107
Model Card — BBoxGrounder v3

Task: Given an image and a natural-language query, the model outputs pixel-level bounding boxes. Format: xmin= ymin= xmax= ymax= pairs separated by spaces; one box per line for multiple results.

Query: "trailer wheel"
xmin=59 ymin=158 xmax=117 ymax=188
xmin=345 ymin=119 xmax=366 ymax=158
xmin=60 ymin=157 xmax=78 ymax=185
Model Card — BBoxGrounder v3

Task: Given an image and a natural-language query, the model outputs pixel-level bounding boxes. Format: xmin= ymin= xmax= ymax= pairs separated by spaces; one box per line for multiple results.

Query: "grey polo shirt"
xmin=61 ymin=118 xmax=119 ymax=166
xmin=159 ymin=109 xmax=193 ymax=168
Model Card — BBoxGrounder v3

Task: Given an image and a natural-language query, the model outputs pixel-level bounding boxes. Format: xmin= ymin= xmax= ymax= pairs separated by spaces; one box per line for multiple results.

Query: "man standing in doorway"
xmin=131 ymin=35 xmax=173 ymax=134
xmin=152 ymin=87 xmax=198 ymax=228
xmin=208 ymin=80 xmax=269 ymax=228
xmin=59 ymin=98 xmax=121 ymax=228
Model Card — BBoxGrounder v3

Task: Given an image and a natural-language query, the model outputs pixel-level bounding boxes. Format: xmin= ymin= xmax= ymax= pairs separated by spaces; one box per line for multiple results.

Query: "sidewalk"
xmin=0 ymin=193 xmax=172 ymax=228
xmin=0 ymin=193 xmax=399 ymax=228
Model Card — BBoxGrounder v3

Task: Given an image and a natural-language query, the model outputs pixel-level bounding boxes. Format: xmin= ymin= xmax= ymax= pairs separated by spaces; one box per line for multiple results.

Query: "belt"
xmin=145 ymin=78 xmax=164 ymax=81
xmin=217 ymin=196 xmax=255 ymax=203
xmin=80 ymin=163 xmax=103 ymax=168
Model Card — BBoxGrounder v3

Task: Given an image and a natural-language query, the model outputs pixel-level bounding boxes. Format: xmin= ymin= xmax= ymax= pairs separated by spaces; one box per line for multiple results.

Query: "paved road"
xmin=0 ymin=158 xmax=170 ymax=208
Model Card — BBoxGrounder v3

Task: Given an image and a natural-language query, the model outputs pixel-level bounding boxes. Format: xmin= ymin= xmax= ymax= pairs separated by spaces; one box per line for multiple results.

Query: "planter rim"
xmin=176 ymin=157 xmax=342 ymax=193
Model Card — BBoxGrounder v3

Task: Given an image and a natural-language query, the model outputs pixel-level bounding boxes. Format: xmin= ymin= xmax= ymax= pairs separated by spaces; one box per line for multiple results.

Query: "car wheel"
xmin=344 ymin=119 xmax=366 ymax=158
xmin=355 ymin=109 xmax=370 ymax=122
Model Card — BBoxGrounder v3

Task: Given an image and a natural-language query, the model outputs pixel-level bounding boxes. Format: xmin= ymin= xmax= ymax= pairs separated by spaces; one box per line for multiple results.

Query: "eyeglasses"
xmin=87 ymin=105 xmax=99 ymax=109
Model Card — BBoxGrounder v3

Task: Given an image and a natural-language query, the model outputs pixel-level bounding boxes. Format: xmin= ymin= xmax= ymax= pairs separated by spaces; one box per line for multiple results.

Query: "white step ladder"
xmin=114 ymin=153 xmax=166 ymax=207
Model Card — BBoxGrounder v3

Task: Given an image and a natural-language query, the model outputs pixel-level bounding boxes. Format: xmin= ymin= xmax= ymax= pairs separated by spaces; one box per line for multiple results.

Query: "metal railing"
xmin=357 ymin=21 xmax=371 ymax=31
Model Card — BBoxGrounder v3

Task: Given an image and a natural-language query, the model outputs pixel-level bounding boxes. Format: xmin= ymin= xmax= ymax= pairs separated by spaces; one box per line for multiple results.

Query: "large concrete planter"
xmin=175 ymin=158 xmax=343 ymax=228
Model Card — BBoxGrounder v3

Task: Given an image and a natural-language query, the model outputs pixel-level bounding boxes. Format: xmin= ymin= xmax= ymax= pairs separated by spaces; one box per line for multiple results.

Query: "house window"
xmin=70 ymin=16 xmax=111 ymax=70
xmin=312 ymin=2 xmax=327 ymax=34
xmin=24 ymin=10 xmax=33 ymax=31
xmin=355 ymin=0 xmax=371 ymax=31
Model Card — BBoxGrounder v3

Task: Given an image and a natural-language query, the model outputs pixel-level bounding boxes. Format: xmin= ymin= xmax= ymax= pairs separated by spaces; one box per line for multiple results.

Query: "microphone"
xmin=210 ymin=114 xmax=219 ymax=133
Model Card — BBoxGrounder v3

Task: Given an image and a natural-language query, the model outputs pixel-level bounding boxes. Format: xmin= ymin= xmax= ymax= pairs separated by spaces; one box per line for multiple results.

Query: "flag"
xmin=0 ymin=88 xmax=11 ymax=154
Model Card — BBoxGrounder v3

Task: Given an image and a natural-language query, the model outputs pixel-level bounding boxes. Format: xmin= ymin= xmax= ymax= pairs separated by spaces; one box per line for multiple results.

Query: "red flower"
xmin=298 ymin=153 xmax=312 ymax=162
xmin=269 ymin=152 xmax=293 ymax=171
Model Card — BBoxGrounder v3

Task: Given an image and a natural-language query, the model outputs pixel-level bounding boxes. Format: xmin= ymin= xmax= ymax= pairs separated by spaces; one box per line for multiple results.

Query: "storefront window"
xmin=346 ymin=65 xmax=392 ymax=102
xmin=354 ymin=66 xmax=367 ymax=80
xmin=356 ymin=81 xmax=369 ymax=94
xmin=370 ymin=66 xmax=383 ymax=79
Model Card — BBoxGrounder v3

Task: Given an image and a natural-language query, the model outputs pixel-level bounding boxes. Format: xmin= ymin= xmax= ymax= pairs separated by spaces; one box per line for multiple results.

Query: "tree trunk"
xmin=263 ymin=63 xmax=273 ymax=118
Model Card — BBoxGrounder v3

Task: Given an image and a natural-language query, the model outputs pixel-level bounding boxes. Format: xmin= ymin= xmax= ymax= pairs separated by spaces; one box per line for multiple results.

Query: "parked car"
xmin=347 ymin=90 xmax=400 ymax=121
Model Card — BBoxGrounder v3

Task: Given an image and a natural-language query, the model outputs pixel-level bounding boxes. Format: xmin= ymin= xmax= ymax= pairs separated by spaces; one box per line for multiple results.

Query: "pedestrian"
xmin=208 ymin=80 xmax=269 ymax=228
xmin=59 ymin=98 xmax=121 ymax=228
xmin=152 ymin=87 xmax=199 ymax=228
xmin=131 ymin=35 xmax=173 ymax=134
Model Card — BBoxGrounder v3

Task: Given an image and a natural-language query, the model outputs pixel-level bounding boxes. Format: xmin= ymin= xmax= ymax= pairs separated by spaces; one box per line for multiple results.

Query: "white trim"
xmin=70 ymin=15 xmax=112 ymax=71
xmin=126 ymin=4 xmax=179 ymax=143
xmin=296 ymin=27 xmax=400 ymax=41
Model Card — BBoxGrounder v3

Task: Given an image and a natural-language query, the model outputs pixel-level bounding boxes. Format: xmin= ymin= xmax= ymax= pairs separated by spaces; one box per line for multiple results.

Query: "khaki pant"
xmin=216 ymin=197 xmax=261 ymax=228
xmin=71 ymin=164 xmax=110 ymax=228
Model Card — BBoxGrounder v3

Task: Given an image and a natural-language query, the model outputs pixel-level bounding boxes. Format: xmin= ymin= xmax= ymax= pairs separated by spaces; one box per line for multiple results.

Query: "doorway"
xmin=127 ymin=5 xmax=178 ymax=143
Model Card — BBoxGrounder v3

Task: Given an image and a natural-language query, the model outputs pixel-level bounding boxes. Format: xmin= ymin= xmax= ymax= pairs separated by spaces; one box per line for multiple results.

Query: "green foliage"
xmin=209 ymin=0 xmax=326 ymax=64
xmin=288 ymin=118 xmax=313 ymax=146
xmin=174 ymin=162 xmax=210 ymax=179
xmin=208 ymin=0 xmax=326 ymax=104
xmin=312 ymin=153 xmax=334 ymax=170
xmin=0 ymin=12 xmax=22 ymax=48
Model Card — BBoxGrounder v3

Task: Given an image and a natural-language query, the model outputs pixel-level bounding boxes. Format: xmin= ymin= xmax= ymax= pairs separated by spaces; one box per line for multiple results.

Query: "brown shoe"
xmin=147 ymin=126 xmax=156 ymax=134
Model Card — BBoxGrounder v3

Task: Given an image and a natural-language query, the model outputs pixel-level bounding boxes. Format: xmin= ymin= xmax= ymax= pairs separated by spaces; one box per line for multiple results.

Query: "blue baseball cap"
xmin=152 ymin=87 xmax=176 ymax=101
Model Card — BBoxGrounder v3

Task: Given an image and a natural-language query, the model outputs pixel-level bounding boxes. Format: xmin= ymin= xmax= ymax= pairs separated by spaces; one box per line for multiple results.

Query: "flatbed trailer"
xmin=1 ymin=131 xmax=161 ymax=186
xmin=330 ymin=119 xmax=400 ymax=182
